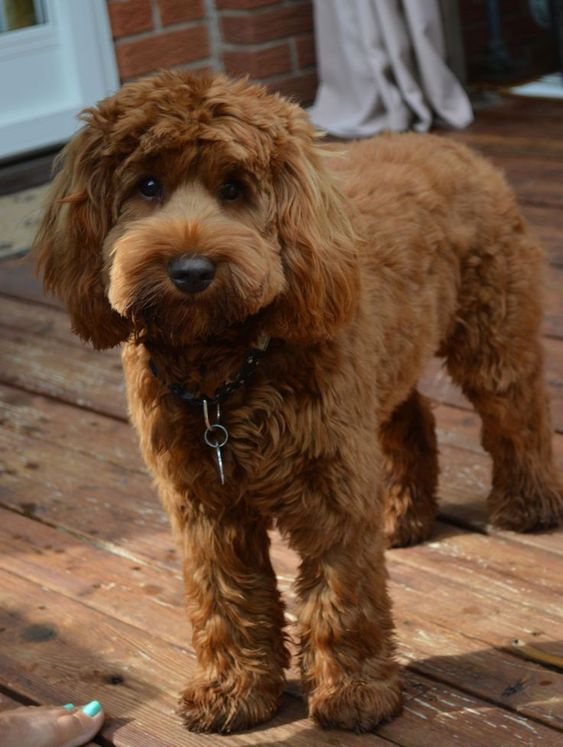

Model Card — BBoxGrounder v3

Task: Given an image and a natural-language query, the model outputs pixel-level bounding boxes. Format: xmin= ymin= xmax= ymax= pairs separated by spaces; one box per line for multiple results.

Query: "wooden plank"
xmin=0 ymin=568 xmax=232 ymax=747
xmin=437 ymin=138 xmax=563 ymax=210
xmin=0 ymin=439 xmax=175 ymax=567
xmin=457 ymin=96 xmax=563 ymax=135
xmin=477 ymin=153 xmax=563 ymax=210
xmin=1 ymin=515 xmax=561 ymax=743
xmin=443 ymin=96 xmax=563 ymax=159
xmin=0 ymin=324 xmax=125 ymax=419
xmin=7 ymin=567 xmax=559 ymax=746
xmin=0 ymin=382 xmax=175 ymax=567
xmin=433 ymin=404 xmax=563 ymax=553
xmin=544 ymin=267 xmax=563 ymax=335
xmin=388 ymin=565 xmax=563 ymax=737
xmin=1 ymin=501 xmax=563 ymax=730
xmin=378 ymin=679 xmax=560 ymax=746
xmin=2 ymin=269 xmax=563 ymax=348
xmin=445 ymin=129 xmax=563 ymax=160
xmin=522 ymin=204 xmax=563 ymax=267
xmin=0 ymin=519 xmax=563 ymax=736
xmin=434 ymin=402 xmax=563 ymax=467
xmin=0 ymin=294 xmax=86 ymax=346
xmin=1 ymin=290 xmax=562 ymax=432
xmin=0 ymin=256 xmax=59 ymax=308
xmin=432 ymin=401 xmax=563 ymax=549
xmin=2 ymin=359 xmax=561 ymax=562
xmin=392 ymin=522 xmax=563 ymax=618
xmin=2 ymin=265 xmax=562 ymax=348
xmin=0 ymin=382 xmax=141 ymax=474
xmin=0 ymin=508 xmax=185 ymax=646
xmin=439 ymin=118 xmax=563 ymax=209
xmin=436 ymin=439 xmax=563 ymax=555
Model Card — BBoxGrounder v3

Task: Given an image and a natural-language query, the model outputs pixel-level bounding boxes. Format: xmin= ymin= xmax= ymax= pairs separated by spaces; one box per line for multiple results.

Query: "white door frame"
xmin=0 ymin=0 xmax=119 ymax=160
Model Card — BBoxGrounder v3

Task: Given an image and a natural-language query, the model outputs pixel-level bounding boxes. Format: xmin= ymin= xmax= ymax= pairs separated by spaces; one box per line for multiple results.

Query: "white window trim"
xmin=0 ymin=0 xmax=119 ymax=160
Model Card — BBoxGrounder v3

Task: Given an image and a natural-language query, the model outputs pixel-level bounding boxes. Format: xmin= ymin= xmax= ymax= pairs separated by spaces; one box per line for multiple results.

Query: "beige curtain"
xmin=309 ymin=0 xmax=473 ymax=138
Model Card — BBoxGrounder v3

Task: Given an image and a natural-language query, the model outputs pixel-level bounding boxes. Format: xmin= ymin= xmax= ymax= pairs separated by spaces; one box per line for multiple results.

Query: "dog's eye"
xmin=138 ymin=176 xmax=163 ymax=200
xmin=218 ymin=180 xmax=244 ymax=202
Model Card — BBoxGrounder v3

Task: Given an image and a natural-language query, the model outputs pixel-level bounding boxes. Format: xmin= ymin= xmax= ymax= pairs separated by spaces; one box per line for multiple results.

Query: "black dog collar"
xmin=147 ymin=334 xmax=270 ymax=486
xmin=148 ymin=333 xmax=270 ymax=408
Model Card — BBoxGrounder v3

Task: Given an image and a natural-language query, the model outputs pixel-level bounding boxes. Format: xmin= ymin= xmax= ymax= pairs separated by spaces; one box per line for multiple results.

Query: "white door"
xmin=0 ymin=0 xmax=119 ymax=160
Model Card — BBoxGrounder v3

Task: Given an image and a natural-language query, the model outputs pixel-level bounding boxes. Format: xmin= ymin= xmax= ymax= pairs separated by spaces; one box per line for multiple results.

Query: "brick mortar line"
xmin=292 ymin=31 xmax=315 ymax=41
xmin=150 ymin=0 xmax=162 ymax=31
xmin=258 ymin=64 xmax=317 ymax=84
xmin=204 ymin=0 xmax=225 ymax=71
xmin=122 ymin=54 xmax=213 ymax=82
xmin=219 ymin=0 xmax=310 ymax=15
xmin=169 ymin=57 xmax=216 ymax=72
xmin=156 ymin=17 xmax=207 ymax=32
xmin=221 ymin=37 xmax=300 ymax=53
xmin=123 ymin=59 xmax=216 ymax=84
xmin=216 ymin=0 xmax=282 ymax=11
xmin=288 ymin=36 xmax=299 ymax=74
xmin=113 ymin=20 xmax=208 ymax=46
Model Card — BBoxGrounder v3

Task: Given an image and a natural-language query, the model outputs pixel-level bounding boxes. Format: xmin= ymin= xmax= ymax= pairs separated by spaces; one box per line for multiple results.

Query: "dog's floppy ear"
xmin=268 ymin=108 xmax=360 ymax=342
xmin=34 ymin=118 xmax=130 ymax=349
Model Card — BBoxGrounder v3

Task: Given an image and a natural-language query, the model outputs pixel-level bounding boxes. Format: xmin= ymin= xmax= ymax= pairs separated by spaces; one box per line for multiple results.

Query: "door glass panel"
xmin=0 ymin=0 xmax=47 ymax=33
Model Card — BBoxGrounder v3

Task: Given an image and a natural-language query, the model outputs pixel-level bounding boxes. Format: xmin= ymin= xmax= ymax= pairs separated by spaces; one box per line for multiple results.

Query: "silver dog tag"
xmin=202 ymin=400 xmax=229 ymax=485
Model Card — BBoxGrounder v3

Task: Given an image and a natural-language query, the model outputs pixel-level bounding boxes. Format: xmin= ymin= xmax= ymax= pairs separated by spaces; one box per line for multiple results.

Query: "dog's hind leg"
xmin=380 ymin=390 xmax=439 ymax=547
xmin=444 ymin=233 xmax=563 ymax=531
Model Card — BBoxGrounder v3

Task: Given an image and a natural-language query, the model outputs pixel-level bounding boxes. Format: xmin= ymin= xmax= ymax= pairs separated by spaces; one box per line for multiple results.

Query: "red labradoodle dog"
xmin=34 ymin=71 xmax=563 ymax=733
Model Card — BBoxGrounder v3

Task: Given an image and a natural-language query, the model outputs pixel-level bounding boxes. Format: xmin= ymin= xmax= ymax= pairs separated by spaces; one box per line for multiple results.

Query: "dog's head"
xmin=34 ymin=71 xmax=360 ymax=349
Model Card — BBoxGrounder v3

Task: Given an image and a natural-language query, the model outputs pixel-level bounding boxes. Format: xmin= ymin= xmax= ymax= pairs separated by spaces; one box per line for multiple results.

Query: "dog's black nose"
xmin=168 ymin=255 xmax=216 ymax=293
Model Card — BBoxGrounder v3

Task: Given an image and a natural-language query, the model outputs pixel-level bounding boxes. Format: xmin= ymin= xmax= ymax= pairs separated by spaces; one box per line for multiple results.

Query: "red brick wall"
xmin=107 ymin=0 xmax=318 ymax=104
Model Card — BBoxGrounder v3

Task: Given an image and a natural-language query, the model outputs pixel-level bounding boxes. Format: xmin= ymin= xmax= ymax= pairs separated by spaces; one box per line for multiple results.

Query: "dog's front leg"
xmin=178 ymin=509 xmax=288 ymax=733
xmin=294 ymin=523 xmax=402 ymax=731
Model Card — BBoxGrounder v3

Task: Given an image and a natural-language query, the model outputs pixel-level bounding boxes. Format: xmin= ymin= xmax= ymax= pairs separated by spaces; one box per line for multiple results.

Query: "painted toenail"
xmin=82 ymin=700 xmax=102 ymax=717
xmin=63 ymin=703 xmax=75 ymax=710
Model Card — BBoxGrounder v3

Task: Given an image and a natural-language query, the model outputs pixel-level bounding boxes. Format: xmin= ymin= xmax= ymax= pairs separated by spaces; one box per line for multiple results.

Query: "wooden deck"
xmin=1 ymin=96 xmax=562 ymax=746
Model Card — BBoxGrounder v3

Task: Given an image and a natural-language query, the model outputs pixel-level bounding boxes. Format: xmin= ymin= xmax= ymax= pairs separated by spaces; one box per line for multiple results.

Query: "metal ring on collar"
xmin=204 ymin=424 xmax=229 ymax=449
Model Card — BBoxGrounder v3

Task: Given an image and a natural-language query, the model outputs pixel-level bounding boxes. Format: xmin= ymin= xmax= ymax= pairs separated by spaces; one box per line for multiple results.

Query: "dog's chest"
xmin=141 ymin=380 xmax=299 ymax=506
xmin=124 ymin=341 xmax=376 ymax=518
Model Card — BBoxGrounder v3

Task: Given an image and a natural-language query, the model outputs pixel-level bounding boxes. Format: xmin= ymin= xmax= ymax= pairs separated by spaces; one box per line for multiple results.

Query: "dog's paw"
xmin=385 ymin=513 xmax=434 ymax=548
xmin=179 ymin=677 xmax=282 ymax=733
xmin=488 ymin=484 xmax=563 ymax=532
xmin=309 ymin=676 xmax=403 ymax=732
xmin=384 ymin=494 xmax=435 ymax=548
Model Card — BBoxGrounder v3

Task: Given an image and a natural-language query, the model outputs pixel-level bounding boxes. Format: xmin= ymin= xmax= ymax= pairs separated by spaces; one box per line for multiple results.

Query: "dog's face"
xmin=35 ymin=72 xmax=359 ymax=349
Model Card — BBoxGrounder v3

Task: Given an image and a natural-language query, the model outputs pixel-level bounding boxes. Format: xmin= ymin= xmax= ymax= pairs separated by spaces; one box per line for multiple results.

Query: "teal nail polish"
xmin=63 ymin=704 xmax=74 ymax=710
xmin=82 ymin=700 xmax=102 ymax=718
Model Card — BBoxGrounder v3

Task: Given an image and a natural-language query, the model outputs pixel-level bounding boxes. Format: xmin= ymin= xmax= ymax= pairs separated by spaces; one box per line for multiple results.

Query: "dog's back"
xmin=326 ymin=134 xmax=544 ymax=415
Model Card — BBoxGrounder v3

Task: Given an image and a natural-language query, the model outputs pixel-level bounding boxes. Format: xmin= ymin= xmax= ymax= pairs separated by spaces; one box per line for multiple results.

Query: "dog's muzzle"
xmin=168 ymin=254 xmax=216 ymax=293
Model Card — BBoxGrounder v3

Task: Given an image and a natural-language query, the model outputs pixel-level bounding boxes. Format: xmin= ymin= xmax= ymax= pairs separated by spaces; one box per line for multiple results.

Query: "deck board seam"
xmin=1 ymin=352 xmax=561 ymax=436
xmin=2 ymin=503 xmax=560 ymax=662
xmin=401 ymin=659 xmax=563 ymax=735
xmin=1 ymin=380 xmax=560 ymax=551
xmin=0 ymin=501 xmax=160 ymax=568
xmin=0 ymin=562 xmax=196 ymax=658
xmin=390 ymin=548 xmax=563 ymax=621
xmin=2 ymin=539 xmax=560 ymax=739
xmin=0 ymin=290 xmax=63 ymax=312
xmin=0 ymin=378 xmax=129 ymax=423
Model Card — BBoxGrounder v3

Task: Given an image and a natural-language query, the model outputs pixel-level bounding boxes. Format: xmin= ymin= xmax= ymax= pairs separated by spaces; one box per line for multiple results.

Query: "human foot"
xmin=0 ymin=700 xmax=104 ymax=747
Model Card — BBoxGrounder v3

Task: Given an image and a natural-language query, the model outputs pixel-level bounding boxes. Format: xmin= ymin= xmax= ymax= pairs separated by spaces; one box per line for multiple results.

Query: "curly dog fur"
xmin=34 ymin=71 xmax=563 ymax=733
